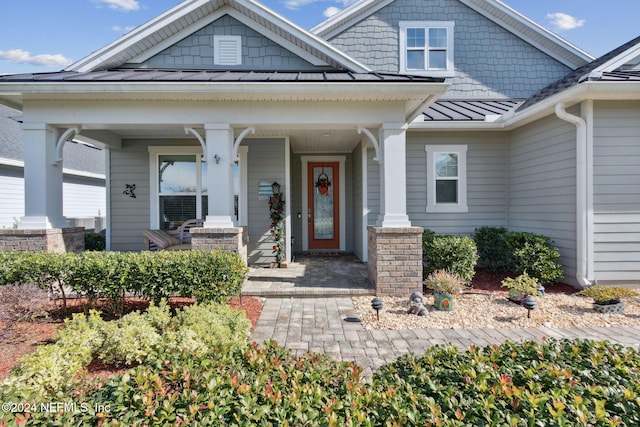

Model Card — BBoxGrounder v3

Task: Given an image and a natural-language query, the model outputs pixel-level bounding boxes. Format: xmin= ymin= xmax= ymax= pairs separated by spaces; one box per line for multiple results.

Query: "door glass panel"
xmin=313 ymin=166 xmax=334 ymax=240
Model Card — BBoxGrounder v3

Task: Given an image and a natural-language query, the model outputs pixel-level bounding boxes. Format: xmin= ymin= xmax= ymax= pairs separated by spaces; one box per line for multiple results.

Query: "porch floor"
xmin=242 ymin=253 xmax=375 ymax=297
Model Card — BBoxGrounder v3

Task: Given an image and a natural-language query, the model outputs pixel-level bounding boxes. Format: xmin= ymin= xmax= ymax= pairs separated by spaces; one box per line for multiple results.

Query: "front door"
xmin=308 ymin=162 xmax=339 ymax=249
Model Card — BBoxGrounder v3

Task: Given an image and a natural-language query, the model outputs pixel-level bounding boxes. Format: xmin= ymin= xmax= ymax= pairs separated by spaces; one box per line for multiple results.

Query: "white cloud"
xmin=546 ymin=12 xmax=585 ymax=31
xmin=0 ymin=49 xmax=73 ymax=68
xmin=283 ymin=0 xmax=357 ymax=10
xmin=323 ymin=6 xmax=341 ymax=18
xmin=112 ymin=25 xmax=136 ymax=33
xmin=92 ymin=0 xmax=140 ymax=12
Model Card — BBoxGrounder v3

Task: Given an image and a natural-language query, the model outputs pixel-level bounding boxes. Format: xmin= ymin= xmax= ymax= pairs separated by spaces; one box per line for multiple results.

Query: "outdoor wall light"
xmin=214 ymin=154 xmax=221 ymax=164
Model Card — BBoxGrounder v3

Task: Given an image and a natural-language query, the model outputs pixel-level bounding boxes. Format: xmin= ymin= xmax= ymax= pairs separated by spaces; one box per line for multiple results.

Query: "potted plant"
xmin=501 ymin=273 xmax=541 ymax=304
xmin=579 ymin=285 xmax=638 ymax=314
xmin=424 ymin=269 xmax=465 ymax=311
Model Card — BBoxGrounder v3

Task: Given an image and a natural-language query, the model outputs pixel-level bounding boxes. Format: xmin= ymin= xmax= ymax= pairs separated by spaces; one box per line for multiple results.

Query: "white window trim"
xmin=214 ymin=35 xmax=242 ymax=66
xmin=425 ymin=144 xmax=468 ymax=213
xmin=148 ymin=147 xmax=205 ymax=229
xmin=399 ymin=21 xmax=455 ymax=77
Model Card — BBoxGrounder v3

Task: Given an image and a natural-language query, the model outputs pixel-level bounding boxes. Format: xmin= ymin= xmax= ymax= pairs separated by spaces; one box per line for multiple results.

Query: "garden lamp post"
xmin=371 ymin=297 xmax=383 ymax=320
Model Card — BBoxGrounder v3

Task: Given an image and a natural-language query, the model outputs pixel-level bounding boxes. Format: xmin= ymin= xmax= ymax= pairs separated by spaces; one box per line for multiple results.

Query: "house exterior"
xmin=0 ymin=105 xmax=106 ymax=231
xmin=0 ymin=0 xmax=638 ymax=292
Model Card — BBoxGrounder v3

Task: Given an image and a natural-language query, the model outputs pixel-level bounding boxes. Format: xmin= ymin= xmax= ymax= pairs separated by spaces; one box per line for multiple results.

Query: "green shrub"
xmin=5 ymin=339 xmax=640 ymax=426
xmin=423 ymin=231 xmax=478 ymax=284
xmin=473 ymin=226 xmax=509 ymax=271
xmin=474 ymin=227 xmax=564 ymax=285
xmin=372 ymin=339 xmax=640 ymax=426
xmin=84 ymin=232 xmax=106 ymax=251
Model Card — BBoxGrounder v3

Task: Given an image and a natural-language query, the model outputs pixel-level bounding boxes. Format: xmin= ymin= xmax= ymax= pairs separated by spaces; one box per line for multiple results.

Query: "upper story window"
xmin=214 ymin=35 xmax=242 ymax=66
xmin=425 ymin=144 xmax=468 ymax=213
xmin=399 ymin=21 xmax=454 ymax=77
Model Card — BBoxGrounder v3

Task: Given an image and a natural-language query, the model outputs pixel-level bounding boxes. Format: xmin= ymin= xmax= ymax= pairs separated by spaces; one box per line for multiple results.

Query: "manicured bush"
xmin=84 ymin=232 xmax=106 ymax=251
xmin=4 ymin=339 xmax=639 ymax=426
xmin=0 ymin=300 xmax=250 ymax=401
xmin=0 ymin=250 xmax=249 ymax=315
xmin=423 ymin=230 xmax=478 ymax=284
xmin=372 ymin=339 xmax=640 ymax=426
xmin=473 ymin=226 xmax=509 ymax=271
xmin=474 ymin=227 xmax=564 ymax=285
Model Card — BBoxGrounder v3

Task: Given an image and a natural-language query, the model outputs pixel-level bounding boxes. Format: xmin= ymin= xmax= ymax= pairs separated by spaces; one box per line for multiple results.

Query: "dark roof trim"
xmin=0 ymin=69 xmax=444 ymax=83
xmin=518 ymin=34 xmax=640 ymax=111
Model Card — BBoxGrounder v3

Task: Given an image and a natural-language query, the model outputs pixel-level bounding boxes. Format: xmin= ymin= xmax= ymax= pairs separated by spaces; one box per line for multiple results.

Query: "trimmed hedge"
xmin=474 ymin=226 xmax=564 ymax=285
xmin=2 ymin=339 xmax=639 ymax=426
xmin=0 ymin=250 xmax=248 ymax=315
xmin=422 ymin=229 xmax=478 ymax=284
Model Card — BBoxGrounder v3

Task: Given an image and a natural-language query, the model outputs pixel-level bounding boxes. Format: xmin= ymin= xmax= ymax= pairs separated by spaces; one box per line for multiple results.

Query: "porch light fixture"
xmin=214 ymin=154 xmax=221 ymax=164
xmin=271 ymin=181 xmax=281 ymax=195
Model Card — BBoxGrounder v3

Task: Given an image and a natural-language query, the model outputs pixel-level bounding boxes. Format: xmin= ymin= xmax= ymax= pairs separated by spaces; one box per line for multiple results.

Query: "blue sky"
xmin=0 ymin=0 xmax=638 ymax=75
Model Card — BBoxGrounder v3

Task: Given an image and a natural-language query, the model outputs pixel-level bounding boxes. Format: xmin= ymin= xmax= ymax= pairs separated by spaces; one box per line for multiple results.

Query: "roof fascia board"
xmin=128 ymin=7 xmax=330 ymax=67
xmin=0 ymin=80 xmax=447 ymax=101
xmin=68 ymin=0 xmax=369 ymax=73
xmin=311 ymin=0 xmax=395 ymax=39
xmin=592 ymin=43 xmax=640 ymax=73
xmin=68 ymin=0 xmax=212 ymax=72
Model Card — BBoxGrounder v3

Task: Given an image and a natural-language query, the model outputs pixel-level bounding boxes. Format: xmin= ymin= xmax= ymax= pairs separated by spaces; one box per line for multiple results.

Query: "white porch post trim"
xmin=284 ymin=137 xmax=292 ymax=263
xmin=19 ymin=123 xmax=69 ymax=229
xmin=377 ymin=122 xmax=411 ymax=227
xmin=204 ymin=123 xmax=235 ymax=228
xmin=238 ymin=146 xmax=249 ymax=227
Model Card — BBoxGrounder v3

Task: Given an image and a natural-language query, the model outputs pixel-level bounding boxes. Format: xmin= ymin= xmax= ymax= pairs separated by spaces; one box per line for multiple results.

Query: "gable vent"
xmin=214 ymin=36 xmax=242 ymax=66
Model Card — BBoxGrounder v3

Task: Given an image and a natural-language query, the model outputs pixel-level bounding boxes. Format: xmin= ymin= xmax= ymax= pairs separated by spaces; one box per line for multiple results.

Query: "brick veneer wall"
xmin=191 ymin=227 xmax=248 ymax=264
xmin=0 ymin=227 xmax=85 ymax=253
xmin=367 ymin=226 xmax=423 ymax=297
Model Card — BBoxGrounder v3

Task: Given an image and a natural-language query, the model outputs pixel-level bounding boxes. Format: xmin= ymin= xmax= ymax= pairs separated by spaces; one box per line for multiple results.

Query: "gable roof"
xmin=518 ymin=34 xmax=640 ymax=111
xmin=312 ymin=0 xmax=593 ymax=69
xmin=67 ymin=0 xmax=370 ymax=73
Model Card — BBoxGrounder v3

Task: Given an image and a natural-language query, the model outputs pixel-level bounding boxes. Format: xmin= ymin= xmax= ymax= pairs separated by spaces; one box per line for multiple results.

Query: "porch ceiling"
xmin=76 ymin=123 xmax=363 ymax=153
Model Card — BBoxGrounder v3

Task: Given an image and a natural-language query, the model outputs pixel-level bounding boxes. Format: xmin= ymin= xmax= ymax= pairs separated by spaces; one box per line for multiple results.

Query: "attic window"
xmin=399 ymin=21 xmax=454 ymax=77
xmin=214 ymin=35 xmax=242 ymax=66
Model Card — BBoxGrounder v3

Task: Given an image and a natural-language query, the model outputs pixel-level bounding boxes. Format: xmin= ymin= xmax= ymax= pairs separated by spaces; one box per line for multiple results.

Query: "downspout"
xmin=554 ymin=103 xmax=591 ymax=287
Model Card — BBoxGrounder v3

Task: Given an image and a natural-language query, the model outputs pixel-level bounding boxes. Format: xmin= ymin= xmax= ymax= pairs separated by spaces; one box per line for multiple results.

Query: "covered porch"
xmin=0 ymin=70 xmax=447 ymax=296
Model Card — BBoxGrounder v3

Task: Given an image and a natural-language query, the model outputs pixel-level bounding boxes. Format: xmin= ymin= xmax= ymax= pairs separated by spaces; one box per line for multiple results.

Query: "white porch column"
xmin=204 ymin=123 xmax=235 ymax=228
xmin=377 ymin=122 xmax=411 ymax=227
xmin=19 ymin=123 xmax=69 ymax=229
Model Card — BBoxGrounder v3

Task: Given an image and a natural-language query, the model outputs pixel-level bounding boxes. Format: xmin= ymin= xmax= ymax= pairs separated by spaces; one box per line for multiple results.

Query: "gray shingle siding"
xmin=327 ymin=0 xmax=572 ymax=99
xmin=135 ymin=15 xmax=326 ymax=71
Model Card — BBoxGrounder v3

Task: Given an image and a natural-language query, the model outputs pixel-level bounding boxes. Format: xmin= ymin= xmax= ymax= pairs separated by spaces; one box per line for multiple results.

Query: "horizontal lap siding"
xmin=593 ymin=101 xmax=640 ymax=282
xmin=406 ymin=131 xmax=507 ymax=235
xmin=0 ymin=166 xmax=23 ymax=229
xmin=110 ymin=143 xmax=151 ymax=251
xmin=247 ymin=139 xmax=285 ymax=265
xmin=508 ymin=114 xmax=577 ymax=284
xmin=62 ymin=176 xmax=106 ymax=219
xmin=367 ymin=149 xmax=380 ymax=225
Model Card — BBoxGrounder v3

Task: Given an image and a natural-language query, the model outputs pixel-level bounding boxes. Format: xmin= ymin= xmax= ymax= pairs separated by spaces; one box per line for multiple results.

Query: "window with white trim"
xmin=214 ymin=35 xmax=242 ymax=66
xmin=425 ymin=145 xmax=468 ymax=213
xmin=149 ymin=148 xmax=240 ymax=230
xmin=399 ymin=21 xmax=454 ymax=77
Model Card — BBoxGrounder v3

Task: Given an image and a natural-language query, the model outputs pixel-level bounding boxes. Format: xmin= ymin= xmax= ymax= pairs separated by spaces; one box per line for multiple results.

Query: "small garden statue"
xmin=407 ymin=292 xmax=429 ymax=316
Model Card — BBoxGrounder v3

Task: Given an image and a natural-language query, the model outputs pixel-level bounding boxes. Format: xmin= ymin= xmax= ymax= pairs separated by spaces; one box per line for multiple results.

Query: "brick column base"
xmin=367 ymin=226 xmax=423 ymax=297
xmin=0 ymin=227 xmax=85 ymax=253
xmin=191 ymin=227 xmax=248 ymax=264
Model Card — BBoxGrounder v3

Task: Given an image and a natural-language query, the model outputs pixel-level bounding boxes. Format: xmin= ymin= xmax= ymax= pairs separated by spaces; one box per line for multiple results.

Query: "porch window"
xmin=158 ymin=155 xmax=208 ymax=230
xmin=425 ymin=145 xmax=468 ymax=213
xmin=399 ymin=21 xmax=454 ymax=77
xmin=150 ymin=147 xmax=241 ymax=230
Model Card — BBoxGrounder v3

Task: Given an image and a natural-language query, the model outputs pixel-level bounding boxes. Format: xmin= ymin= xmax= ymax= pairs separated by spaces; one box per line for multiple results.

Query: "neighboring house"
xmin=0 ymin=105 xmax=106 ymax=230
xmin=0 ymin=0 xmax=638 ymax=289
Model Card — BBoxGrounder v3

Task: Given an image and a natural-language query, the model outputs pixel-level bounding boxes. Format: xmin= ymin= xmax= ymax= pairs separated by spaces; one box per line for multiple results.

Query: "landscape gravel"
xmin=353 ymin=292 xmax=640 ymax=330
